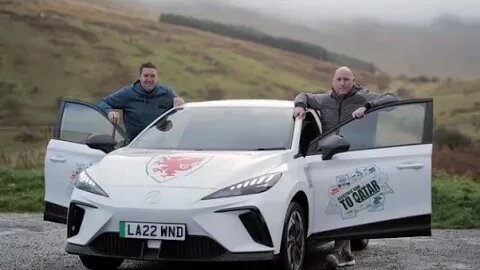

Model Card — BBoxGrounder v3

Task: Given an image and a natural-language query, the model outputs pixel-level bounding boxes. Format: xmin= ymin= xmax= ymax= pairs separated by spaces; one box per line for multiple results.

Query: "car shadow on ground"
xmin=122 ymin=242 xmax=355 ymax=270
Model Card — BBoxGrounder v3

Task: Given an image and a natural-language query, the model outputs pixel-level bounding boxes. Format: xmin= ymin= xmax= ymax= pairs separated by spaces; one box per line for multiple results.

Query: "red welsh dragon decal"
xmin=153 ymin=156 xmax=205 ymax=177
xmin=147 ymin=154 xmax=211 ymax=182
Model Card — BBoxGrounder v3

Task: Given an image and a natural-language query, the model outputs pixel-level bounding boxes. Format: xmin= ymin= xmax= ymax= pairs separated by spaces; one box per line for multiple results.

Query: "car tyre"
xmin=79 ymin=255 xmax=124 ymax=270
xmin=278 ymin=201 xmax=306 ymax=270
xmin=351 ymin=238 xmax=369 ymax=251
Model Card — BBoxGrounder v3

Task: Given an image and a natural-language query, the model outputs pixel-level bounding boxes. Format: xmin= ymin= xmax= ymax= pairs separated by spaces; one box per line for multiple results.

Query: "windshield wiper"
xmin=254 ymin=147 xmax=287 ymax=151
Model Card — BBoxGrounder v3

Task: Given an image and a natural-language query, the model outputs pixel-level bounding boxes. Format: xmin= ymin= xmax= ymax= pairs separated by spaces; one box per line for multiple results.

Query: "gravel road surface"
xmin=1 ymin=214 xmax=478 ymax=270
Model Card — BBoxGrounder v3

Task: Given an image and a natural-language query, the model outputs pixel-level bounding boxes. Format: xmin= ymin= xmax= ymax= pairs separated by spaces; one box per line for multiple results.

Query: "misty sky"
xmin=147 ymin=0 xmax=480 ymax=25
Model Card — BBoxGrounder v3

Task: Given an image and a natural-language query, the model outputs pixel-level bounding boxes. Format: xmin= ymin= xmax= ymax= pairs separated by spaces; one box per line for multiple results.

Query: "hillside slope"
xmin=0 ymin=0 xmax=478 ymax=159
xmin=0 ymin=0 xmax=377 ymax=127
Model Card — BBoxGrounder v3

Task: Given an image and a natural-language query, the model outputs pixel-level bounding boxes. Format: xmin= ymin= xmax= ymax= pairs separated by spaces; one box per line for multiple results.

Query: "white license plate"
xmin=119 ymin=221 xmax=186 ymax=240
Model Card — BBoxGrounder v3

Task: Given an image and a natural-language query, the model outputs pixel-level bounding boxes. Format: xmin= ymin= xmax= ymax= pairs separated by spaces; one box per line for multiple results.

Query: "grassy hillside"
xmin=390 ymin=78 xmax=480 ymax=141
xmin=0 ymin=0 xmax=376 ymax=154
xmin=146 ymin=0 xmax=480 ymax=80
xmin=159 ymin=13 xmax=376 ymax=72
xmin=0 ymin=0 xmax=479 ymax=167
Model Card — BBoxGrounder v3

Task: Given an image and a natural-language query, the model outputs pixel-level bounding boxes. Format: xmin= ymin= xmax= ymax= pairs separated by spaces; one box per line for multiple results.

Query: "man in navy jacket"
xmin=98 ymin=61 xmax=184 ymax=142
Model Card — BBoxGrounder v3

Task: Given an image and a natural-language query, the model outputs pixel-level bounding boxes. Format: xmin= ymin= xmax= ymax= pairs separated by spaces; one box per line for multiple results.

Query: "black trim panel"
xmin=423 ymin=101 xmax=434 ymax=144
xmin=71 ymin=200 xmax=98 ymax=209
xmin=308 ymin=214 xmax=431 ymax=242
xmin=44 ymin=201 xmax=68 ymax=224
xmin=66 ymin=242 xmax=275 ymax=262
xmin=53 ymin=100 xmax=66 ymax=138
xmin=215 ymin=206 xmax=274 ymax=248
xmin=67 ymin=203 xmax=85 ymax=238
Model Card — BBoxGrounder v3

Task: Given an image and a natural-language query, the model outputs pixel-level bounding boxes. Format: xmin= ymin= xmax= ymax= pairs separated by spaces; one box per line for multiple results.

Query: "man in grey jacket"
xmin=294 ymin=66 xmax=396 ymax=131
xmin=293 ymin=66 xmax=397 ymax=267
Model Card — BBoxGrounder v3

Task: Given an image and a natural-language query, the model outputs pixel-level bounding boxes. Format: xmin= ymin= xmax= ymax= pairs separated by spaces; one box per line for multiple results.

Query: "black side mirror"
xmin=85 ymin=134 xmax=116 ymax=153
xmin=156 ymin=120 xmax=173 ymax=132
xmin=316 ymin=134 xmax=350 ymax=160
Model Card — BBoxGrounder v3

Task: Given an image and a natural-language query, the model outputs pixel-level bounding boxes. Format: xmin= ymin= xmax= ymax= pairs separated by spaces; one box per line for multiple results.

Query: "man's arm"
xmin=97 ymin=86 xmax=130 ymax=124
xmin=352 ymin=89 xmax=397 ymax=119
xmin=360 ymin=89 xmax=397 ymax=110
xmin=294 ymin=92 xmax=324 ymax=110
xmin=97 ymin=86 xmax=129 ymax=114
xmin=161 ymin=84 xmax=184 ymax=107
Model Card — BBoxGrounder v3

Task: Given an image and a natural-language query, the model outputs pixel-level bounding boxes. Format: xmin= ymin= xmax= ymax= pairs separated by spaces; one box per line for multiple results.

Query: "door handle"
xmin=396 ymin=162 xmax=424 ymax=170
xmin=49 ymin=156 xmax=67 ymax=163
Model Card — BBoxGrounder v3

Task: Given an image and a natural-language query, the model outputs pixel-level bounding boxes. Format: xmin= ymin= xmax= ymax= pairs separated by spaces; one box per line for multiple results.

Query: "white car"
xmin=44 ymin=98 xmax=433 ymax=270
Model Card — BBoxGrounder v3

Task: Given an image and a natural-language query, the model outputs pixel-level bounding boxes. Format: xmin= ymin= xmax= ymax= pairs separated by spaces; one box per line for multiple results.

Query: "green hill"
xmin=0 ymin=0 xmax=479 ymax=162
xmin=1 ymin=0 xmax=369 ymax=127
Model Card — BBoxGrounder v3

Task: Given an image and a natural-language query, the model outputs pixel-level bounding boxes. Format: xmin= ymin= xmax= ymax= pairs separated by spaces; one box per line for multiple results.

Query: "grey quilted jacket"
xmin=294 ymin=86 xmax=397 ymax=132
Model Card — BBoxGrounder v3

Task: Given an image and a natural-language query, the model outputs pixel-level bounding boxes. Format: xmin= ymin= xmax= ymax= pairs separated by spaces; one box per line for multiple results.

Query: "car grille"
xmin=90 ymin=232 xmax=227 ymax=260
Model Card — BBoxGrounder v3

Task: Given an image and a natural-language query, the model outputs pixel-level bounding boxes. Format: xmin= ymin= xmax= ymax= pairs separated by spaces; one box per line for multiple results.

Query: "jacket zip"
xmin=337 ymin=96 xmax=343 ymax=125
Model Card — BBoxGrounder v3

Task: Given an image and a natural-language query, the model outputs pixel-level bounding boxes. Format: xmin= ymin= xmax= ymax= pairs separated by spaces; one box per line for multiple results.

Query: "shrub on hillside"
xmin=396 ymin=87 xmax=413 ymax=98
xmin=13 ymin=128 xmax=44 ymax=143
xmin=375 ymin=73 xmax=391 ymax=90
xmin=434 ymin=127 xmax=472 ymax=150
xmin=159 ymin=14 xmax=376 ymax=72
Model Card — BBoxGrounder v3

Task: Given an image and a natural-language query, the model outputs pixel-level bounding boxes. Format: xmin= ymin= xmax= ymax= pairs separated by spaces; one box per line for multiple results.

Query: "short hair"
xmin=139 ymin=61 xmax=157 ymax=74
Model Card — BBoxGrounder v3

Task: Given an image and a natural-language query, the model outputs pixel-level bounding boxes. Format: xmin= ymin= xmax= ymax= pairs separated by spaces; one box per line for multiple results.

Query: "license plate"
xmin=119 ymin=221 xmax=186 ymax=240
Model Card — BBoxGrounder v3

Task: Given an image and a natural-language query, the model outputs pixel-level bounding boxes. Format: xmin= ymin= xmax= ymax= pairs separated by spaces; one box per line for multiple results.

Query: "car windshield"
xmin=129 ymin=106 xmax=294 ymax=151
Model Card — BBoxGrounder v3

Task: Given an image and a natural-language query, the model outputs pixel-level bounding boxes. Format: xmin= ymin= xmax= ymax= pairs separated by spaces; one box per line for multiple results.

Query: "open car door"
xmin=306 ymin=99 xmax=433 ymax=241
xmin=44 ymin=100 xmax=126 ymax=224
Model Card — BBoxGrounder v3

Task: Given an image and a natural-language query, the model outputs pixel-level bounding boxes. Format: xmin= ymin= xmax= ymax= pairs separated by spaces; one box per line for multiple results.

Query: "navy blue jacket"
xmin=97 ymin=81 xmax=176 ymax=142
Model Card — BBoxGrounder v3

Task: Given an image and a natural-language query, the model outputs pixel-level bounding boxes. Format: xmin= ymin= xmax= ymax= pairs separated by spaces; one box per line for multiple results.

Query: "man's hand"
xmin=293 ymin=106 xmax=306 ymax=119
xmin=108 ymin=111 xmax=120 ymax=124
xmin=352 ymin=106 xmax=367 ymax=119
xmin=173 ymin=97 xmax=185 ymax=107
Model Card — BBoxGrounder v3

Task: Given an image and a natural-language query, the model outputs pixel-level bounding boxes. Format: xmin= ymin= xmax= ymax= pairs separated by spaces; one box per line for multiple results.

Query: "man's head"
xmin=139 ymin=62 xmax=158 ymax=92
xmin=332 ymin=66 xmax=355 ymax=97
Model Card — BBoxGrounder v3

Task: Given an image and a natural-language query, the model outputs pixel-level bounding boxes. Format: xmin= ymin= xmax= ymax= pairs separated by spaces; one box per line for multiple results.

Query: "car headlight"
xmin=75 ymin=171 xmax=109 ymax=197
xmin=202 ymin=172 xmax=282 ymax=200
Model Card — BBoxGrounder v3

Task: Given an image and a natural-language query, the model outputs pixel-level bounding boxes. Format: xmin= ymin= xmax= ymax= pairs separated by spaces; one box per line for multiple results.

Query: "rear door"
xmin=306 ymin=99 xmax=433 ymax=241
xmin=44 ymin=100 xmax=125 ymax=223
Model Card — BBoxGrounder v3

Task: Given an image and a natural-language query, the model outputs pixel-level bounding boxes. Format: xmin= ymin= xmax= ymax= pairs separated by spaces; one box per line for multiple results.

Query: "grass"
xmin=0 ymin=167 xmax=478 ymax=229
xmin=432 ymin=174 xmax=480 ymax=229
xmin=0 ymin=168 xmax=44 ymax=212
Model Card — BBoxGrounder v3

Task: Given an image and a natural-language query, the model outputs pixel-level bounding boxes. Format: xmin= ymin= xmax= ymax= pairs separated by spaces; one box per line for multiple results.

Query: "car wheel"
xmin=351 ymin=239 xmax=369 ymax=251
xmin=79 ymin=255 xmax=124 ymax=270
xmin=278 ymin=201 xmax=306 ymax=270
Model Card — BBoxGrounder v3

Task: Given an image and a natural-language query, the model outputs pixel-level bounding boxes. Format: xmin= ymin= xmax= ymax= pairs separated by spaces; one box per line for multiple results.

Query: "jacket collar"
xmin=132 ymin=80 xmax=161 ymax=96
xmin=330 ymin=85 xmax=362 ymax=99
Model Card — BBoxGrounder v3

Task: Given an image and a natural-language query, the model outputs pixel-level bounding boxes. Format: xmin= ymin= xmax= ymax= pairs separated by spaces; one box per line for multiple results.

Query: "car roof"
xmin=185 ymin=99 xmax=294 ymax=108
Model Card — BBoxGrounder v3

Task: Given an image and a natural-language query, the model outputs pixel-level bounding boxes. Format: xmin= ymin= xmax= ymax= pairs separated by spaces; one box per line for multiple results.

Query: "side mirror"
xmin=85 ymin=134 xmax=116 ymax=153
xmin=156 ymin=120 xmax=173 ymax=132
xmin=316 ymin=134 xmax=350 ymax=160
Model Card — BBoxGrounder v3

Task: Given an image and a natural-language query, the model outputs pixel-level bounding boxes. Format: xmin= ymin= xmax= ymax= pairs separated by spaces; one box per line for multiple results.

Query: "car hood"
xmin=87 ymin=148 xmax=289 ymax=189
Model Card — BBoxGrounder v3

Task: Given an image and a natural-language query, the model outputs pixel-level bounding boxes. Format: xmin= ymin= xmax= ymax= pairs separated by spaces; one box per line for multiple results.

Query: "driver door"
xmin=306 ymin=99 xmax=433 ymax=241
xmin=44 ymin=99 xmax=126 ymax=223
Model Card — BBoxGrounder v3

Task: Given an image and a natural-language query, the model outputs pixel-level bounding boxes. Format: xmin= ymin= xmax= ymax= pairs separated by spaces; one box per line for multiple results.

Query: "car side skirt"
xmin=44 ymin=201 xmax=68 ymax=224
xmin=307 ymin=214 xmax=431 ymax=242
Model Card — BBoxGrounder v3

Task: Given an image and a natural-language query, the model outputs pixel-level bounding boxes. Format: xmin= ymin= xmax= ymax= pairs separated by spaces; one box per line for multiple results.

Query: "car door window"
xmin=336 ymin=103 xmax=427 ymax=151
xmin=57 ymin=102 xmax=125 ymax=146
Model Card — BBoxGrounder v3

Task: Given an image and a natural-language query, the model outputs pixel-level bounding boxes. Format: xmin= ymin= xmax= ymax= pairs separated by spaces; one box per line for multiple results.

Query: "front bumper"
xmin=66 ymin=184 xmax=291 ymax=259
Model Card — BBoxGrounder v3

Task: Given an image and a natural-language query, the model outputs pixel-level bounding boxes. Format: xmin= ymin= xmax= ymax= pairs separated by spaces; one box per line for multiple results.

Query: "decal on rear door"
xmin=325 ymin=165 xmax=393 ymax=219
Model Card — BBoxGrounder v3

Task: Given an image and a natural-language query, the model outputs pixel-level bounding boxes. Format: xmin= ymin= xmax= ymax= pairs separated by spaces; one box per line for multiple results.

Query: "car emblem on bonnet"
xmin=146 ymin=191 xmax=161 ymax=204
xmin=146 ymin=154 xmax=212 ymax=183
